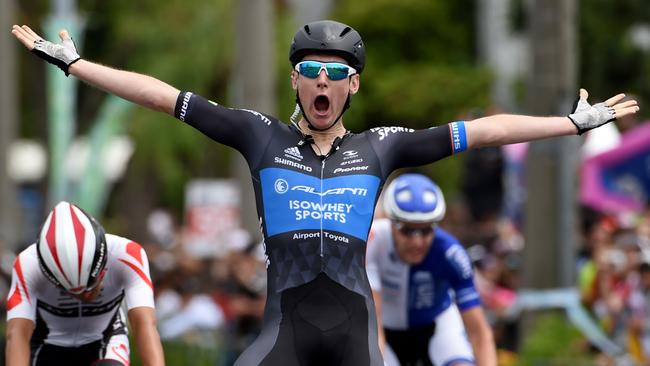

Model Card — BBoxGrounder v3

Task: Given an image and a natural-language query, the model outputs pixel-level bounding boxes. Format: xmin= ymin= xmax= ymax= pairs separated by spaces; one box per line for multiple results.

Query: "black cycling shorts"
xmin=260 ymin=273 xmax=370 ymax=366
xmin=31 ymin=340 xmax=124 ymax=366
xmin=385 ymin=322 xmax=437 ymax=366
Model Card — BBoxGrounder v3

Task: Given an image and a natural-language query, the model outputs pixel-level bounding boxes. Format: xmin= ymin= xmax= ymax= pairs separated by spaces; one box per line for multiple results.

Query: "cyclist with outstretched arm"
xmin=11 ymin=20 xmax=638 ymax=366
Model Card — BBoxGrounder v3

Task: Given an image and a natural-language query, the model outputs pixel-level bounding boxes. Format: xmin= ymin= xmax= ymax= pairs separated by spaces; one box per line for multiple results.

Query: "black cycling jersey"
xmin=175 ymin=92 xmax=464 ymax=366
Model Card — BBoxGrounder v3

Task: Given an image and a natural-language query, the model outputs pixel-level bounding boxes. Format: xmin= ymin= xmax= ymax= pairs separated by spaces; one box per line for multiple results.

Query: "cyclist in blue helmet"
xmin=367 ymin=173 xmax=497 ymax=366
xmin=11 ymin=19 xmax=637 ymax=366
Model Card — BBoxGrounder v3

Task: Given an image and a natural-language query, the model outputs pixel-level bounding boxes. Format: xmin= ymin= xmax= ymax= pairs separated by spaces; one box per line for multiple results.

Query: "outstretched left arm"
xmin=465 ymin=89 xmax=639 ymax=149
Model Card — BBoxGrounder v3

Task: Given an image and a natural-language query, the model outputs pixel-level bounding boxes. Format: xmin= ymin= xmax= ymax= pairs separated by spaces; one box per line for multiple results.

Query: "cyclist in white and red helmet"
xmin=367 ymin=174 xmax=496 ymax=366
xmin=5 ymin=202 xmax=164 ymax=366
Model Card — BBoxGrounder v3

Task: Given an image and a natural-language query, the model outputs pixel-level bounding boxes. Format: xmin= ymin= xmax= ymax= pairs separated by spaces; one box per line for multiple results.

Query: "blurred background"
xmin=1 ymin=0 xmax=650 ymax=365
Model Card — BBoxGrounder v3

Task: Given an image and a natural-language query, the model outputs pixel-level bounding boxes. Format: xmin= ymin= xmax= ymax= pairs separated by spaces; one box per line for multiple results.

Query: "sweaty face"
xmin=291 ymin=54 xmax=360 ymax=130
xmin=391 ymin=221 xmax=435 ymax=265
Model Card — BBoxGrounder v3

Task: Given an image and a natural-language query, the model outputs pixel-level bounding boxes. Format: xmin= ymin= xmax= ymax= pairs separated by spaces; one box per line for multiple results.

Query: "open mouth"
xmin=314 ymin=95 xmax=330 ymax=114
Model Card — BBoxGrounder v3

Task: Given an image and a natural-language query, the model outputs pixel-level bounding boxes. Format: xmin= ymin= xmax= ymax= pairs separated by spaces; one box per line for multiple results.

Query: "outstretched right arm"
xmin=11 ymin=25 xmax=179 ymax=115
xmin=70 ymin=59 xmax=180 ymax=115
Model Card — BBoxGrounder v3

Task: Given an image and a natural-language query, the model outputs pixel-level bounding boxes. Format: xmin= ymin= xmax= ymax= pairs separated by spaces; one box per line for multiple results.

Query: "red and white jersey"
xmin=6 ymin=234 xmax=154 ymax=347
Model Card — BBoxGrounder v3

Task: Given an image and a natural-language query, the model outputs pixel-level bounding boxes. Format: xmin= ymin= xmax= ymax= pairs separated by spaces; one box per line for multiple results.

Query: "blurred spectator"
xmin=469 ymin=244 xmax=519 ymax=352
xmin=0 ymin=235 xmax=15 ymax=301
xmin=493 ymin=218 xmax=524 ymax=255
xmin=581 ymin=121 xmax=621 ymax=160
xmin=440 ymin=197 xmax=474 ymax=246
xmin=157 ymin=273 xmax=225 ymax=343
xmin=143 ymin=220 xmax=269 ymax=363
xmin=628 ymin=262 xmax=650 ymax=364
xmin=461 ymin=145 xmax=504 ymax=242
xmin=579 ymin=215 xmax=618 ymax=309
xmin=455 ymin=106 xmax=505 ymax=232
xmin=147 ymin=208 xmax=177 ymax=249
xmin=501 ymin=142 xmax=528 ymax=229
xmin=217 ymin=240 xmax=266 ymax=363
xmin=0 ymin=235 xmax=13 ymax=363
xmin=470 ymin=245 xmax=516 ymax=318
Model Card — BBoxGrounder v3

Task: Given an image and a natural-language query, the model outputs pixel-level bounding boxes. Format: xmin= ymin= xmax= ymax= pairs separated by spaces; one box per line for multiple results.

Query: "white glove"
xmin=31 ymin=33 xmax=81 ymax=76
xmin=568 ymin=90 xmax=616 ymax=135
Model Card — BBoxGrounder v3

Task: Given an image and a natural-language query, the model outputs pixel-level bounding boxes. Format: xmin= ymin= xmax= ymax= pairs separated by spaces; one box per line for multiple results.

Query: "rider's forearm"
xmin=5 ymin=339 xmax=30 ymax=366
xmin=371 ymin=290 xmax=386 ymax=355
xmin=5 ymin=343 xmax=29 ymax=366
xmin=129 ymin=307 xmax=165 ymax=366
xmin=135 ymin=327 xmax=165 ymax=366
xmin=461 ymin=307 xmax=497 ymax=366
xmin=5 ymin=320 xmax=33 ymax=366
xmin=466 ymin=114 xmax=576 ymax=149
xmin=467 ymin=321 xmax=497 ymax=366
xmin=468 ymin=326 xmax=497 ymax=366
xmin=69 ymin=59 xmax=180 ymax=116
xmin=377 ymin=323 xmax=386 ymax=356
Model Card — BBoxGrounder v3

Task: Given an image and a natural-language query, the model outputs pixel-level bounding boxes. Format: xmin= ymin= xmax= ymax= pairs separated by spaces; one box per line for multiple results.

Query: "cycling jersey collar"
xmin=290 ymin=122 xmax=352 ymax=157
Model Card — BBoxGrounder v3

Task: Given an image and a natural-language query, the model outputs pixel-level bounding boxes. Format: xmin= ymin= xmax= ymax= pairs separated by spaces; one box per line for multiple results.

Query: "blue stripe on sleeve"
xmin=450 ymin=121 xmax=467 ymax=154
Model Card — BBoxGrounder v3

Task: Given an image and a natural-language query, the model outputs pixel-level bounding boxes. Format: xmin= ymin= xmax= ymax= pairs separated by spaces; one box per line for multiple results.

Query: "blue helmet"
xmin=383 ymin=174 xmax=446 ymax=223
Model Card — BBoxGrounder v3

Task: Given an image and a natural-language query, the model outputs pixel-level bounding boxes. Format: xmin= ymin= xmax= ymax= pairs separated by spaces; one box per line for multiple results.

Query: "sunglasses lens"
xmin=398 ymin=225 xmax=434 ymax=237
xmin=298 ymin=61 xmax=322 ymax=79
xmin=297 ymin=61 xmax=354 ymax=80
xmin=325 ymin=64 xmax=351 ymax=80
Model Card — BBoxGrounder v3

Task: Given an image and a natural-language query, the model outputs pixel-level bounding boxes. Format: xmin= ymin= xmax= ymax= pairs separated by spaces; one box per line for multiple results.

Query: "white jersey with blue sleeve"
xmin=366 ymin=219 xmax=480 ymax=330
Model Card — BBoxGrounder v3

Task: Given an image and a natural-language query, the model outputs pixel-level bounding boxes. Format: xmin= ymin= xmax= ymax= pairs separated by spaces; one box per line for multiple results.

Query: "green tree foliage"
xmin=274 ymin=5 xmax=305 ymax=126
xmin=332 ymin=0 xmax=492 ymax=192
xmin=334 ymin=0 xmax=492 ymax=128
xmin=580 ymin=0 xmax=650 ymax=109
xmin=83 ymin=0 xmax=235 ymax=214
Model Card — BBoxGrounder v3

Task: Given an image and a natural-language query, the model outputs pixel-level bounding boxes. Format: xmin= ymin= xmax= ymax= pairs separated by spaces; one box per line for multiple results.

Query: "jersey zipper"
xmin=317 ymin=137 xmax=344 ymax=269
xmin=319 ymin=159 xmax=325 ymax=264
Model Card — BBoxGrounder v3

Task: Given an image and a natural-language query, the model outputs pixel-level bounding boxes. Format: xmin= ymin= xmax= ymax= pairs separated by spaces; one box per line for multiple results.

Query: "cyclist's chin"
xmin=73 ymin=288 xmax=102 ymax=302
xmin=398 ymin=251 xmax=427 ymax=265
xmin=308 ymin=114 xmax=336 ymax=130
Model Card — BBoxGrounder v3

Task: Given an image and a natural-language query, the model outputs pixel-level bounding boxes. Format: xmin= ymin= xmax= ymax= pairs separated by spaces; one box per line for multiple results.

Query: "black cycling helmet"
xmin=289 ymin=20 xmax=365 ymax=74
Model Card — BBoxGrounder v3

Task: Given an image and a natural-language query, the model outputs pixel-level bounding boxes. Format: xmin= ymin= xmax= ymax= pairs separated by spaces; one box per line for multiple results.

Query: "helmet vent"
xmin=339 ymin=27 xmax=352 ymax=37
xmin=304 ymin=25 xmax=311 ymax=35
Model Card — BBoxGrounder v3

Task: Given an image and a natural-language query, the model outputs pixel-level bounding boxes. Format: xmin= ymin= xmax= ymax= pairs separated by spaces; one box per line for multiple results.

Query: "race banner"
xmin=184 ymin=179 xmax=241 ymax=257
xmin=581 ymin=121 xmax=650 ymax=213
